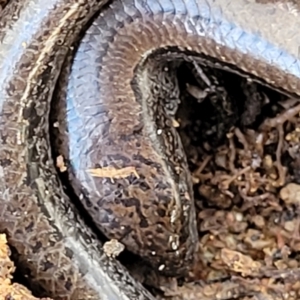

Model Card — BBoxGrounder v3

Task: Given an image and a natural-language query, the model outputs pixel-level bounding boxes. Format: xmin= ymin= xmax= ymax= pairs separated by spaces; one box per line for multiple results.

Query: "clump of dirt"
xmin=0 ymin=234 xmax=52 ymax=300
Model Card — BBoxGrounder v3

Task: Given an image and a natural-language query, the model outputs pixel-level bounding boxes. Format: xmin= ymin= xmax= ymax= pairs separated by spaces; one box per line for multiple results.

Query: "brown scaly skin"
xmin=0 ymin=0 xmax=155 ymax=299
xmin=1 ymin=0 xmax=300 ymax=299
xmin=59 ymin=0 xmax=300 ymax=276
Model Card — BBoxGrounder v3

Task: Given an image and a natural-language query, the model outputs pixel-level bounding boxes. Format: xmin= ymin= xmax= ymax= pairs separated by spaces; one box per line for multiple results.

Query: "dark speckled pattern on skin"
xmin=0 ymin=0 xmax=155 ymax=299
xmin=60 ymin=0 xmax=300 ymax=277
xmin=1 ymin=0 xmax=300 ymax=299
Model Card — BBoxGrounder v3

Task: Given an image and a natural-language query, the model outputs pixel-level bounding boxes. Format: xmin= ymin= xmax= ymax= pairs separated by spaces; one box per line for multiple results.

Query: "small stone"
xmin=279 ymin=183 xmax=300 ymax=205
xmin=103 ymin=239 xmax=125 ymax=258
